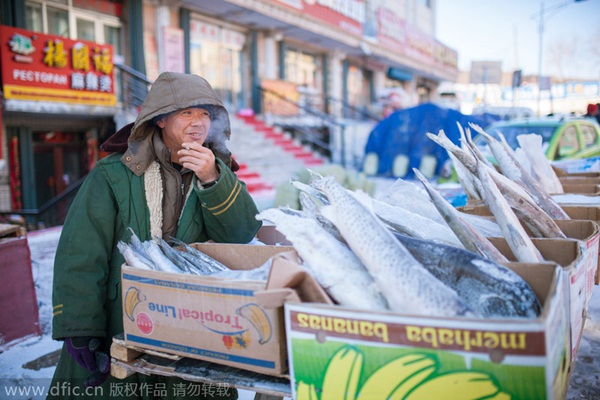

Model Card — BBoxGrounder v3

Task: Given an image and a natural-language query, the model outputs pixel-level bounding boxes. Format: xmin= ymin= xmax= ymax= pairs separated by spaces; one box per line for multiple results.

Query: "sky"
xmin=436 ymin=0 xmax=600 ymax=80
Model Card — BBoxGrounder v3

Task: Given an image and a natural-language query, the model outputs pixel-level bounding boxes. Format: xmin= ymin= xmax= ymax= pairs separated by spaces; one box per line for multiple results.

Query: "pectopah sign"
xmin=0 ymin=25 xmax=115 ymax=107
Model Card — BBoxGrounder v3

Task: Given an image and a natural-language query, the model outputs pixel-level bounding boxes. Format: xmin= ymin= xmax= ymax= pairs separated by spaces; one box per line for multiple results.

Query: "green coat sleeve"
xmin=180 ymin=158 xmax=262 ymax=244
xmin=52 ymin=165 xmax=119 ymax=340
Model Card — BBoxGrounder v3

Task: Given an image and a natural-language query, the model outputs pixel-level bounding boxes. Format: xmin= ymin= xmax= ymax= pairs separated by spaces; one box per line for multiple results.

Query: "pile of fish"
xmin=257 ymin=170 xmax=543 ymax=319
xmin=117 ymin=229 xmax=271 ymax=281
xmin=255 ymin=124 xmax=575 ymax=319
xmin=427 ymin=124 xmax=569 ymax=260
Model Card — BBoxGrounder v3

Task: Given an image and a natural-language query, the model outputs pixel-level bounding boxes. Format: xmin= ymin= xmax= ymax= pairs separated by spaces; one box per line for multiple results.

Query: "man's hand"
xmin=178 ymin=142 xmax=220 ymax=184
xmin=65 ymin=337 xmax=110 ymax=387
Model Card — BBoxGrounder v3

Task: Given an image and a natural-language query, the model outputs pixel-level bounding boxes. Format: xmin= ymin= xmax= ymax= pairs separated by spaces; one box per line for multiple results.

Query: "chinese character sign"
xmin=0 ymin=25 xmax=115 ymax=106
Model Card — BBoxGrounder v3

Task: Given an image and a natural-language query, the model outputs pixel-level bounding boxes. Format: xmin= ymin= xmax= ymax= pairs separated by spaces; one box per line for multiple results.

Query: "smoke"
xmin=205 ymin=106 xmax=232 ymax=165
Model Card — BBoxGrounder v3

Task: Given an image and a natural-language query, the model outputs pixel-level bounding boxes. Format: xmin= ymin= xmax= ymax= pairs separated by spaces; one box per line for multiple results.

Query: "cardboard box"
xmin=460 ymin=204 xmax=600 ymax=290
xmin=121 ymin=243 xmax=329 ymax=376
xmin=552 ymin=166 xmax=600 ymax=178
xmin=487 ymin=238 xmax=584 ymax=365
xmin=562 ymin=206 xmax=600 ymax=286
xmin=560 ymin=183 xmax=600 ymax=194
xmin=285 ymin=263 xmax=570 ymax=400
xmin=552 ymin=192 xmax=600 ymax=205
xmin=559 ymin=177 xmax=600 ymax=185
xmin=255 ymin=223 xmax=291 ymax=246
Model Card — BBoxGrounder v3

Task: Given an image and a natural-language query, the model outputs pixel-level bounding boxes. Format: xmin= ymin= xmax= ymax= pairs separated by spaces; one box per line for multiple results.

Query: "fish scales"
xmin=476 ymin=161 xmax=545 ymax=263
xmin=393 ymin=233 xmax=541 ymax=318
xmin=377 ymin=179 xmax=447 ymax=225
xmin=298 ymin=191 xmax=346 ymax=244
xmin=413 ymin=169 xmax=508 ymax=263
xmin=352 ymin=190 xmax=465 ymax=247
xmin=471 ymin=124 xmax=569 ymax=220
xmin=169 ymin=237 xmax=229 ymax=273
xmin=117 ymin=241 xmax=154 ymax=270
xmin=427 ymin=130 xmax=566 ymax=239
xmin=313 ymin=176 xmax=477 ymax=318
xmin=516 ymin=134 xmax=564 ymax=194
xmin=256 ymin=207 xmax=389 ymax=311
xmin=155 ymin=236 xmax=206 ymax=274
xmin=141 ymin=240 xmax=183 ymax=274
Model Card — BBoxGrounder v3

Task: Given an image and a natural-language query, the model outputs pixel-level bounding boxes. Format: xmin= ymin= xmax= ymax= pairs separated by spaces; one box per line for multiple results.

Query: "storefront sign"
xmin=0 ymin=25 xmax=115 ymax=107
xmin=190 ymin=20 xmax=220 ymax=43
xmin=221 ymin=28 xmax=245 ymax=50
xmin=190 ymin=20 xmax=245 ymax=50
xmin=163 ymin=27 xmax=185 ymax=73
xmin=404 ymin=24 xmax=434 ymax=65
xmin=377 ymin=6 xmax=405 ymax=51
xmin=272 ymin=0 xmax=365 ymax=37
xmin=434 ymin=41 xmax=458 ymax=70
xmin=73 ymin=0 xmax=122 ymax=17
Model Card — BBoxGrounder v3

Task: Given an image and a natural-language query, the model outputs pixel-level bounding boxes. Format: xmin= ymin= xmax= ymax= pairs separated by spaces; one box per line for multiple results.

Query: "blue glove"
xmin=65 ymin=337 xmax=110 ymax=387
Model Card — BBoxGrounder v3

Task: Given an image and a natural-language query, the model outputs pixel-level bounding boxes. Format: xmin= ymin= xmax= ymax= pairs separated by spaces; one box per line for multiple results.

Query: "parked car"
xmin=438 ymin=116 xmax=600 ymax=182
xmin=477 ymin=116 xmax=600 ymax=161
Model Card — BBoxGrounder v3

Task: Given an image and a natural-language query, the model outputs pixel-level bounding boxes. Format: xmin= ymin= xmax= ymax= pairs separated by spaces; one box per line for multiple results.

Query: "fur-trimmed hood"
xmin=121 ymin=72 xmax=233 ymax=175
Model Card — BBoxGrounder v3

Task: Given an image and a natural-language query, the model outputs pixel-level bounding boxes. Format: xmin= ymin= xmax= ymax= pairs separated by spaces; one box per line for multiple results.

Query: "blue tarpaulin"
xmin=363 ymin=102 xmax=499 ymax=178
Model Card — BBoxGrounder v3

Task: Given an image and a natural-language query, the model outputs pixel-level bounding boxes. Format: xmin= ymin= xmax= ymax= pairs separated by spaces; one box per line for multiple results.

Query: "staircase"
xmin=228 ymin=113 xmax=325 ymax=208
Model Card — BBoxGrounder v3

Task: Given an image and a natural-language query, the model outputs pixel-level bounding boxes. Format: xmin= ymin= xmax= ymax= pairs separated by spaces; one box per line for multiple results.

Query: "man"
xmin=49 ymin=72 xmax=261 ymax=399
xmin=584 ymin=103 xmax=598 ymax=121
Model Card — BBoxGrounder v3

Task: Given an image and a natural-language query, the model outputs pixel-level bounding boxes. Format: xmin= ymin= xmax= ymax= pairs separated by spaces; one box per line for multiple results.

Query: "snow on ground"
xmin=0 ymin=227 xmax=62 ymax=399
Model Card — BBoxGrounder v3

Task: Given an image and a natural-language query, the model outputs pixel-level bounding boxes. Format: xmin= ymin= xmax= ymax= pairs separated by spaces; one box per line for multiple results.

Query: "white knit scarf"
xmin=143 ymin=161 xmax=193 ymax=239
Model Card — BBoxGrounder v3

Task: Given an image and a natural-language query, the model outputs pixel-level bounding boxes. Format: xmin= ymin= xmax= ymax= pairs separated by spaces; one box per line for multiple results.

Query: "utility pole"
xmin=534 ymin=0 xmax=587 ymax=116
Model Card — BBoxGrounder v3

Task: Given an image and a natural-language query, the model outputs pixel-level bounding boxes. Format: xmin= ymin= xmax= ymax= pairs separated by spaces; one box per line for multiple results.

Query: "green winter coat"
xmin=49 ymin=72 xmax=261 ymax=399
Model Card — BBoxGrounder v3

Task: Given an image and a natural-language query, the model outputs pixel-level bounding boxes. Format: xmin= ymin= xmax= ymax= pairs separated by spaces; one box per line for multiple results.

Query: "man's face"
xmin=156 ymin=107 xmax=211 ymax=151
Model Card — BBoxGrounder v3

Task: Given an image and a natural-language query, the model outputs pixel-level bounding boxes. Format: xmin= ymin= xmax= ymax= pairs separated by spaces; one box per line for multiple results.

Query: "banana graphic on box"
xmin=124 ymin=286 xmax=145 ymax=321
xmin=236 ymin=303 xmax=272 ymax=345
xmin=358 ymin=353 xmax=436 ymax=399
xmin=405 ymin=372 xmax=511 ymax=400
xmin=296 ymin=345 xmax=511 ymax=400
xmin=321 ymin=346 xmax=363 ymax=400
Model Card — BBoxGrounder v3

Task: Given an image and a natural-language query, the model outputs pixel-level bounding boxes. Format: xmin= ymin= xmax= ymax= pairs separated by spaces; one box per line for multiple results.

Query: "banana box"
xmin=121 ymin=242 xmax=328 ymax=376
xmin=486 ymin=238 xmax=585 ymax=367
xmin=559 ymin=183 xmax=600 ymax=194
xmin=460 ymin=203 xmax=600 ymax=293
xmin=561 ymin=205 xmax=600 ymax=285
xmin=285 ymin=263 xmax=569 ymax=400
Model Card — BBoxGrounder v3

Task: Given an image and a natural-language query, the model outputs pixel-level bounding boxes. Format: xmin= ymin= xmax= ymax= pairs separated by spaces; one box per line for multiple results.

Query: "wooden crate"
xmin=110 ymin=334 xmax=291 ymax=400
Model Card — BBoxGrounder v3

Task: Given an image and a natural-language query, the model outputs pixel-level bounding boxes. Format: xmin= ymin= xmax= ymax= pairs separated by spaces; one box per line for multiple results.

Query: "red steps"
xmin=236 ymin=114 xmax=325 ymax=167
xmin=234 ymin=162 xmax=274 ymax=194
xmin=234 ymin=114 xmax=326 ymax=192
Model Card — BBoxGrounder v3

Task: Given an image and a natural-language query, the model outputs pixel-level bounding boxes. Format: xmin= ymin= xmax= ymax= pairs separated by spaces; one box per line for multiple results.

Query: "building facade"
xmin=0 ymin=0 xmax=457 ymax=221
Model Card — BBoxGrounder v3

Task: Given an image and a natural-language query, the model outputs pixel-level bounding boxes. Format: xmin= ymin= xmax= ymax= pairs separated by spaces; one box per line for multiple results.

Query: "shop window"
xmin=25 ymin=2 xmax=43 ymax=32
xmin=347 ymin=65 xmax=369 ymax=110
xmin=76 ymin=17 xmax=95 ymax=41
xmin=581 ymin=125 xmax=599 ymax=149
xmin=557 ymin=127 xmax=580 ymax=158
xmin=47 ymin=6 xmax=69 ymax=37
xmin=104 ymin=25 xmax=121 ymax=55
xmin=25 ymin=0 xmax=121 ymax=49
xmin=285 ymin=48 xmax=318 ymax=89
xmin=189 ymin=20 xmax=245 ymax=111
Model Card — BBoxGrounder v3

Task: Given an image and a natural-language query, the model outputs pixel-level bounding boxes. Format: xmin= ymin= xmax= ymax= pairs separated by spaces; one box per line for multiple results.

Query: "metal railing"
xmin=324 ymin=95 xmax=380 ymax=122
xmin=0 ymin=175 xmax=86 ymax=231
xmin=114 ymin=63 xmax=151 ymax=110
xmin=258 ymin=86 xmax=352 ymax=165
